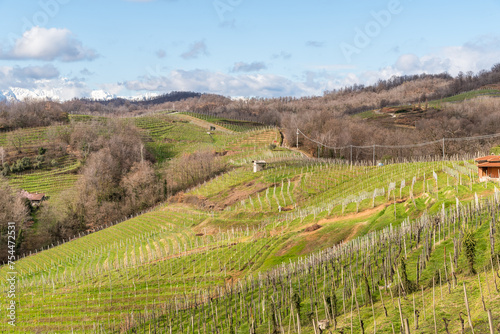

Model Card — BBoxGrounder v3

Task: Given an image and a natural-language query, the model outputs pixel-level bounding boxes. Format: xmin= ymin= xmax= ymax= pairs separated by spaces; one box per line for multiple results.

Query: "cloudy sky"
xmin=0 ymin=0 xmax=499 ymax=99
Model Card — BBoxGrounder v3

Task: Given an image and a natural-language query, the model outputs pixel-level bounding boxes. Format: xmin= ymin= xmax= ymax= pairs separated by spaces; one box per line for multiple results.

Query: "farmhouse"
xmin=475 ymin=155 xmax=500 ymax=181
xmin=20 ymin=190 xmax=46 ymax=206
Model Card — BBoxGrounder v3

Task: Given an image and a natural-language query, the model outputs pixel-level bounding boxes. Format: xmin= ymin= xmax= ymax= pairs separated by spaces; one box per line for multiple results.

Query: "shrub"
xmin=400 ymin=257 xmax=418 ymax=294
xmin=13 ymin=157 xmax=32 ymax=172
xmin=269 ymin=143 xmax=277 ymax=150
xmin=1 ymin=163 xmax=9 ymax=176
xmin=462 ymin=226 xmax=477 ymax=275
xmin=292 ymin=292 xmax=301 ymax=317
xmin=491 ymin=146 xmax=500 ymax=155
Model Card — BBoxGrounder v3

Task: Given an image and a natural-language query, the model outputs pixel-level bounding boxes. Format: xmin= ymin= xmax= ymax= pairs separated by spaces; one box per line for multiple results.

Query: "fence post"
xmin=350 ymin=145 xmax=353 ymax=166
xmin=442 ymin=138 xmax=445 ymax=160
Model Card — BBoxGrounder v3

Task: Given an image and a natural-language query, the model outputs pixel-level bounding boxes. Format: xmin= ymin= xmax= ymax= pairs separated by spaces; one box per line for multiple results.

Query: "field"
xmin=1 ymin=114 xmax=500 ymax=333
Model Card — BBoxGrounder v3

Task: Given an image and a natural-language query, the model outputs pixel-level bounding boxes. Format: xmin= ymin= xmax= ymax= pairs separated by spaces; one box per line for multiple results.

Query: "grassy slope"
xmin=1 ymin=115 xmax=499 ymax=333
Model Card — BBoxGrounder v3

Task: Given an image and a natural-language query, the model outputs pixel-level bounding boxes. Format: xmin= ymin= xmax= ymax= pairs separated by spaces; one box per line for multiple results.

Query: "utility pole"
xmin=350 ymin=145 xmax=353 ymax=166
xmin=296 ymin=128 xmax=299 ymax=149
xmin=442 ymin=138 xmax=445 ymax=160
xmin=373 ymin=145 xmax=376 ymax=166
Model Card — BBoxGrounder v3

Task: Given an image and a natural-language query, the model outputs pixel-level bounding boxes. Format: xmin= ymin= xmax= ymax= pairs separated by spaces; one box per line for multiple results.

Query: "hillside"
xmin=1 ymin=112 xmax=500 ymax=333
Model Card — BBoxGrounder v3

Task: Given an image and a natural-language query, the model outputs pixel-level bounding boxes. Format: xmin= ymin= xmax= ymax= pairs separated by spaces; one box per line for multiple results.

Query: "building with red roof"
xmin=20 ymin=190 xmax=46 ymax=206
xmin=475 ymin=155 xmax=500 ymax=181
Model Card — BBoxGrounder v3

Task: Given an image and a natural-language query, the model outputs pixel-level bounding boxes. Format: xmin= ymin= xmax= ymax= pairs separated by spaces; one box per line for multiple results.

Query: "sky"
xmin=0 ymin=0 xmax=500 ymax=100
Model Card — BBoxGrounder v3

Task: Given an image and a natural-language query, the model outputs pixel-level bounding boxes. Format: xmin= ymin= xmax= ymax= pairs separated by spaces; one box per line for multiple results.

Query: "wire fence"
xmin=297 ymin=128 xmax=500 ymax=164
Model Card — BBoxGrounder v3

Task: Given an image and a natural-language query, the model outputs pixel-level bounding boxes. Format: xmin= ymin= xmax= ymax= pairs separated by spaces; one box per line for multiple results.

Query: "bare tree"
xmin=8 ymin=131 xmax=25 ymax=153
xmin=0 ymin=146 xmax=5 ymax=165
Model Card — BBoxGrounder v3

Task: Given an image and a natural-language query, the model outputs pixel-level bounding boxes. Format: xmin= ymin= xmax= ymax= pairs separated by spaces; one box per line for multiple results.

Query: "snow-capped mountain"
xmin=90 ymin=90 xmax=116 ymax=101
xmin=127 ymin=92 xmax=160 ymax=101
xmin=1 ymin=87 xmax=67 ymax=102
xmin=2 ymin=87 xmax=163 ymax=103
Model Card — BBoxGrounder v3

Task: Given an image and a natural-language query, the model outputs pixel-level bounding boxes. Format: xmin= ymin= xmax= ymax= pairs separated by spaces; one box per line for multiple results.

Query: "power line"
xmin=297 ymin=128 xmax=500 ymax=151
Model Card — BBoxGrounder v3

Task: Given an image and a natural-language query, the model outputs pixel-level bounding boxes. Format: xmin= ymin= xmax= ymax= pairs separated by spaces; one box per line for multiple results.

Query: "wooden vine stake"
xmin=487 ymin=309 xmax=495 ymax=334
xmin=463 ymin=282 xmax=475 ymax=334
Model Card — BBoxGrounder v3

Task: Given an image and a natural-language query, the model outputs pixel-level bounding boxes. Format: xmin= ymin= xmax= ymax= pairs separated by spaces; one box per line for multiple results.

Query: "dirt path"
xmin=343 ymin=221 xmax=368 ymax=243
xmin=294 ymin=203 xmax=386 ymax=233
xmin=321 ymin=203 xmax=386 ymax=223
xmin=280 ymin=129 xmax=313 ymax=158
xmin=173 ymin=113 xmax=235 ymax=134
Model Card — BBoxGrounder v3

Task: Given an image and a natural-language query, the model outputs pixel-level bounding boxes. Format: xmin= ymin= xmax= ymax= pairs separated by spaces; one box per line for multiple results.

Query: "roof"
xmin=252 ymin=160 xmax=266 ymax=164
xmin=20 ymin=190 xmax=46 ymax=201
xmin=477 ymin=163 xmax=500 ymax=168
xmin=475 ymin=155 xmax=500 ymax=163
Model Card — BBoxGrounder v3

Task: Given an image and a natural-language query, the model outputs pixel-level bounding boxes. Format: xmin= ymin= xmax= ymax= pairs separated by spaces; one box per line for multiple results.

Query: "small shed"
xmin=20 ymin=190 xmax=46 ymax=206
xmin=475 ymin=155 xmax=500 ymax=181
xmin=252 ymin=160 xmax=266 ymax=173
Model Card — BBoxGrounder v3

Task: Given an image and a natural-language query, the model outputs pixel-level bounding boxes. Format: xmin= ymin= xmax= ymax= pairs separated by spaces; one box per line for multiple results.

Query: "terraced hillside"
xmin=1 ymin=114 xmax=500 ymax=334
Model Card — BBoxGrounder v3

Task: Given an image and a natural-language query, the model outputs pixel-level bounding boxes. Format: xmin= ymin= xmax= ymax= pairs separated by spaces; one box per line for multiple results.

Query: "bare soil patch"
xmin=219 ymin=182 xmax=270 ymax=208
xmin=303 ymin=224 xmax=322 ymax=233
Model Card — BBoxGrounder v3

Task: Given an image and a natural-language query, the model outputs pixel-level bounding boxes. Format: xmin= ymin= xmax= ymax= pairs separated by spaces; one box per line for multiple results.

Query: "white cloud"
xmin=156 ymin=49 xmax=166 ymax=58
xmin=0 ymin=64 xmax=91 ymax=101
xmin=337 ymin=36 xmax=500 ymax=89
xmin=80 ymin=68 xmax=94 ymax=76
xmin=123 ymin=69 xmax=321 ymax=97
xmin=231 ymin=61 xmax=267 ymax=73
xmin=306 ymin=41 xmax=325 ymax=48
xmin=0 ymin=27 xmax=98 ymax=62
xmin=308 ymin=64 xmax=357 ymax=71
xmin=0 ymin=65 xmax=60 ymax=89
xmin=393 ymin=37 xmax=500 ymax=76
xmin=181 ymin=40 xmax=208 ymax=60
xmin=272 ymin=51 xmax=292 ymax=60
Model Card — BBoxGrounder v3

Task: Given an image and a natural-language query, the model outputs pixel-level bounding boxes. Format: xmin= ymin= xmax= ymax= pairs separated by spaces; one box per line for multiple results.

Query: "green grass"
xmin=429 ymin=89 xmax=500 ymax=107
xmin=180 ymin=111 xmax=268 ymax=132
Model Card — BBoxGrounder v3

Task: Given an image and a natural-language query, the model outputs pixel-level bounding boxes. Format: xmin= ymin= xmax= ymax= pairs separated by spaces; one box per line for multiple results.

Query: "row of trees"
xmin=0 ymin=101 xmax=68 ymax=131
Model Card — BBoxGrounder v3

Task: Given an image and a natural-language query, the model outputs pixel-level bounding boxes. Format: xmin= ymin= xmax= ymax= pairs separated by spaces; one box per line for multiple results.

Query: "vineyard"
xmin=1 ymin=114 xmax=500 ymax=333
xmin=179 ymin=112 xmax=269 ymax=133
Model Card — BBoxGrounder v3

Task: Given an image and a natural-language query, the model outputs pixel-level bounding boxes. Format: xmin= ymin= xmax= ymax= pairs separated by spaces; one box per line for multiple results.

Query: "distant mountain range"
xmin=0 ymin=88 xmax=200 ymax=104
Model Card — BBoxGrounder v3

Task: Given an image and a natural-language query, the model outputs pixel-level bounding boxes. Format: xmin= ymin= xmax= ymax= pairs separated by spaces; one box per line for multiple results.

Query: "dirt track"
xmin=173 ymin=113 xmax=234 ymax=134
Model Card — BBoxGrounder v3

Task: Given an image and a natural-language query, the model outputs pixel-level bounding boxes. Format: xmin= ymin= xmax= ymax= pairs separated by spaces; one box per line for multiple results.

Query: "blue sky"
xmin=0 ymin=0 xmax=499 ymax=99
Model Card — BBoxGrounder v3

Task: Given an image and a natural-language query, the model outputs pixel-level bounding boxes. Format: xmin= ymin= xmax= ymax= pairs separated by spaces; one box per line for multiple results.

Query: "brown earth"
xmin=303 ymin=224 xmax=322 ymax=232
xmin=172 ymin=181 xmax=273 ymax=211
xmin=174 ymin=113 xmax=234 ymax=134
